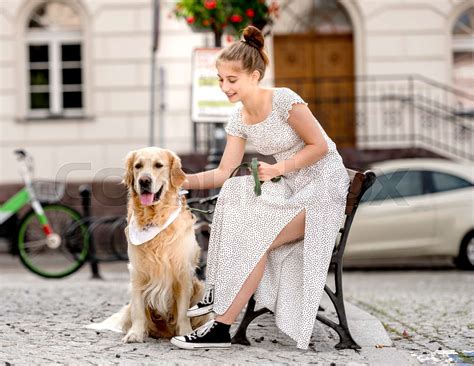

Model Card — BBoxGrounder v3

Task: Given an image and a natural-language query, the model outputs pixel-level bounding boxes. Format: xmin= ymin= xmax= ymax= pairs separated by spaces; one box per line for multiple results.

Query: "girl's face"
xmin=216 ymin=61 xmax=259 ymax=103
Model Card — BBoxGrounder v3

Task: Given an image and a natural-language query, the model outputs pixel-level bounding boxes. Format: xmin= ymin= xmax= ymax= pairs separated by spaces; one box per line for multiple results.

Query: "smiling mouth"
xmin=139 ymin=185 xmax=163 ymax=206
xmin=226 ymin=93 xmax=236 ymax=98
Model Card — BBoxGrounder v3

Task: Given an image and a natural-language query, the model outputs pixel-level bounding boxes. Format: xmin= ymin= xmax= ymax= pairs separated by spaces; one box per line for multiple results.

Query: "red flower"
xmin=230 ymin=14 xmax=243 ymax=23
xmin=204 ymin=0 xmax=217 ymax=10
xmin=202 ymin=19 xmax=210 ymax=26
xmin=186 ymin=16 xmax=195 ymax=24
xmin=245 ymin=8 xmax=255 ymax=17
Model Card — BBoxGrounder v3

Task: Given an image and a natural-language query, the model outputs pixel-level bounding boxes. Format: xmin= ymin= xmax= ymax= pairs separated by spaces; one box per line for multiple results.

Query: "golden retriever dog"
xmin=121 ymin=147 xmax=207 ymax=343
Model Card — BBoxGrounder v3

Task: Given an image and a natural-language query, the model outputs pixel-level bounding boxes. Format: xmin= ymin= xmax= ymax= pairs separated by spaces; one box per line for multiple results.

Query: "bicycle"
xmin=0 ymin=149 xmax=89 ymax=278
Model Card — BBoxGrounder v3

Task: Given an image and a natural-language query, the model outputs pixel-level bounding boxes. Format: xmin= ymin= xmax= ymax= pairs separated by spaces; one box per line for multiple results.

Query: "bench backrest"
xmin=331 ymin=168 xmax=376 ymax=260
xmin=345 ymin=169 xmax=376 ymax=217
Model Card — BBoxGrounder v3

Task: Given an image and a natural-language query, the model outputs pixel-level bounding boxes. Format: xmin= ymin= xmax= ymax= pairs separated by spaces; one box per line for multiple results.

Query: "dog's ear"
xmin=123 ymin=150 xmax=136 ymax=189
xmin=169 ymin=151 xmax=186 ymax=188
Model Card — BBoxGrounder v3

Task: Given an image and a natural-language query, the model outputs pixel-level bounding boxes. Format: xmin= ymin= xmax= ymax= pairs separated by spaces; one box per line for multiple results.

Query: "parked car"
xmin=345 ymin=158 xmax=474 ymax=269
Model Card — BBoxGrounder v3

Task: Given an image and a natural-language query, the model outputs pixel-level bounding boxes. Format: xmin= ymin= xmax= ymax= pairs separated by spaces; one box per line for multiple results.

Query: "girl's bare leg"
xmin=215 ymin=210 xmax=306 ymax=325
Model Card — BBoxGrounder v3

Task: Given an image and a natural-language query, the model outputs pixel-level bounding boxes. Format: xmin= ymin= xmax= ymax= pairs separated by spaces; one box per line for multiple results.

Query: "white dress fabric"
xmin=206 ymin=87 xmax=350 ymax=349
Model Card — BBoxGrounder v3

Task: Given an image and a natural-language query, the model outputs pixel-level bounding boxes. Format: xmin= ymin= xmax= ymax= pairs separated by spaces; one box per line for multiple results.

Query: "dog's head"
xmin=123 ymin=147 xmax=186 ymax=206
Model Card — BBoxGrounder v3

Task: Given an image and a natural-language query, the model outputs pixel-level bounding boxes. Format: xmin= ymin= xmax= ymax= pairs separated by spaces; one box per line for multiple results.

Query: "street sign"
xmin=191 ymin=48 xmax=235 ymax=123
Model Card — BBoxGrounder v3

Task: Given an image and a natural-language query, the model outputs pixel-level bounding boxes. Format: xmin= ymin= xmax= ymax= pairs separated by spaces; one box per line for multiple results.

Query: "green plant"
xmin=173 ymin=0 xmax=279 ymax=46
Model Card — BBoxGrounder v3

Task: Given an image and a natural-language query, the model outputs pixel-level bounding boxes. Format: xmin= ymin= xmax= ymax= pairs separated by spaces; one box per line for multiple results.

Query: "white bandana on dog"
xmin=128 ymin=190 xmax=188 ymax=246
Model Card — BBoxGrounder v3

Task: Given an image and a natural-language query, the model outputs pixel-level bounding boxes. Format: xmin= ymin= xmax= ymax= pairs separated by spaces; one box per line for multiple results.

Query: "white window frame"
xmin=26 ymin=30 xmax=84 ymax=119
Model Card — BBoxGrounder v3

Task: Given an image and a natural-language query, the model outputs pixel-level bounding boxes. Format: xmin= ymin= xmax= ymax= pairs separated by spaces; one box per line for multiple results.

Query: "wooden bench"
xmin=230 ymin=168 xmax=376 ymax=350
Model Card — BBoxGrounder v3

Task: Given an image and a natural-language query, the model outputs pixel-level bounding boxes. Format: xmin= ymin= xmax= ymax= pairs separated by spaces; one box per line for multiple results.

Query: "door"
xmin=274 ymin=33 xmax=355 ymax=147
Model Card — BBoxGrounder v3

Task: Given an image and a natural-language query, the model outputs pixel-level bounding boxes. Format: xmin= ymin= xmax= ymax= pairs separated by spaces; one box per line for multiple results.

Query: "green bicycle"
xmin=0 ymin=149 xmax=89 ymax=278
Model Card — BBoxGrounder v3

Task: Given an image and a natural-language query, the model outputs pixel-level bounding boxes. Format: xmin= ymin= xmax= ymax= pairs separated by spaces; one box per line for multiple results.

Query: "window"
xmin=26 ymin=1 xmax=83 ymax=118
xmin=452 ymin=7 xmax=474 ymax=112
xmin=278 ymin=0 xmax=352 ymax=34
xmin=361 ymin=170 xmax=425 ymax=203
xmin=430 ymin=171 xmax=472 ymax=193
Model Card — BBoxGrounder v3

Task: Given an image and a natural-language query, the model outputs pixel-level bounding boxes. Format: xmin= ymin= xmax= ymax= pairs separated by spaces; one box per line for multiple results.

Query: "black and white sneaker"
xmin=170 ymin=319 xmax=231 ymax=350
xmin=187 ymin=285 xmax=214 ymax=317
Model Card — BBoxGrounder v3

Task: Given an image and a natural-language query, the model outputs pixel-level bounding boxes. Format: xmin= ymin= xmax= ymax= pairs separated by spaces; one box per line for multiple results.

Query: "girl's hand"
xmin=254 ymin=161 xmax=281 ymax=182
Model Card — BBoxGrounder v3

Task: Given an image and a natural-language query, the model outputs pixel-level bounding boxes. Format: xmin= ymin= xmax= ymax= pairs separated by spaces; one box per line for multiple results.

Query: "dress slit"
xmin=212 ymin=201 xmax=307 ymax=317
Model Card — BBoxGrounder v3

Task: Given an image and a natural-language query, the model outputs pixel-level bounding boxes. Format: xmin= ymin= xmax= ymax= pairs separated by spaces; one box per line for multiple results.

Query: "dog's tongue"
xmin=140 ymin=193 xmax=154 ymax=206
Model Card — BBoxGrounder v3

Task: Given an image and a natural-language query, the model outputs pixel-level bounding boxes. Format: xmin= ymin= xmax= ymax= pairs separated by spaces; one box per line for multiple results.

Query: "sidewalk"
xmin=0 ymin=256 xmax=418 ymax=365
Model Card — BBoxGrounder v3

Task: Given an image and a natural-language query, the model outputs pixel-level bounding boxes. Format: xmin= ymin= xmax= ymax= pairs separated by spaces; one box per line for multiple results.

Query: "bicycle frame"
xmin=0 ymin=188 xmax=30 ymax=224
xmin=0 ymin=151 xmax=56 ymax=240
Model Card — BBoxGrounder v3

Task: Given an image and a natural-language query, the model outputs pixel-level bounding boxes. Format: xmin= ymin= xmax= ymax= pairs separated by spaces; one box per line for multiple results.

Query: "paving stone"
xmin=0 ymin=256 xmax=439 ymax=365
xmin=342 ymin=269 xmax=474 ymax=364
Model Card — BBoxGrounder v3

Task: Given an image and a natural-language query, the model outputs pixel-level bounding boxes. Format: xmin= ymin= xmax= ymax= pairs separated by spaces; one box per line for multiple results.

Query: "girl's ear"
xmin=251 ymin=69 xmax=261 ymax=82
xmin=123 ymin=151 xmax=136 ymax=189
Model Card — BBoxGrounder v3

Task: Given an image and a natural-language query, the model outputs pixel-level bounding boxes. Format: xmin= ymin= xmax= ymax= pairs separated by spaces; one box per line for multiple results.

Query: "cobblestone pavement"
xmin=343 ymin=269 xmax=474 ymax=365
xmin=0 ymin=255 xmax=471 ymax=365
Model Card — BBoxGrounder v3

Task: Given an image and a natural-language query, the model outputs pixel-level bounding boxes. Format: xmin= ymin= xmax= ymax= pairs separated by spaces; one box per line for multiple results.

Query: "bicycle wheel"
xmin=17 ymin=204 xmax=90 ymax=278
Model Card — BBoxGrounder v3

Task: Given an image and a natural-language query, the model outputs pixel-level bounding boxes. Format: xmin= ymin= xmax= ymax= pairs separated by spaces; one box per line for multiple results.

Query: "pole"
xmin=149 ymin=0 xmax=160 ymax=146
xmin=150 ymin=52 xmax=156 ymax=147
xmin=158 ymin=66 xmax=165 ymax=148
xmin=79 ymin=185 xmax=102 ymax=280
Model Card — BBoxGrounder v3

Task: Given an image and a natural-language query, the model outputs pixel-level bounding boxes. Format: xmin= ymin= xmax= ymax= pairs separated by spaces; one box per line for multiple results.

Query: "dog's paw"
xmin=122 ymin=330 xmax=145 ymax=343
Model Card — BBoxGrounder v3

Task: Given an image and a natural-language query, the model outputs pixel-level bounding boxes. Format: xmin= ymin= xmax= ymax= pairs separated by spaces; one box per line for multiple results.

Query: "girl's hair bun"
xmin=217 ymin=24 xmax=269 ymax=80
xmin=242 ymin=25 xmax=265 ymax=50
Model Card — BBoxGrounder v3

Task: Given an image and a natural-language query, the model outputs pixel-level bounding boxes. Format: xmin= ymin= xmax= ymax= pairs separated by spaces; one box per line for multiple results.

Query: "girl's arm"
xmin=183 ymin=134 xmax=247 ymax=190
xmin=275 ymin=104 xmax=328 ymax=176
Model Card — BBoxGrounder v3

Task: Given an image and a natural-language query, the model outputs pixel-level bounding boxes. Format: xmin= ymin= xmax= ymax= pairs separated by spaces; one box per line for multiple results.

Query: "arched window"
xmin=26 ymin=1 xmax=83 ymax=118
xmin=275 ymin=0 xmax=352 ymax=34
xmin=452 ymin=6 xmax=474 ymax=111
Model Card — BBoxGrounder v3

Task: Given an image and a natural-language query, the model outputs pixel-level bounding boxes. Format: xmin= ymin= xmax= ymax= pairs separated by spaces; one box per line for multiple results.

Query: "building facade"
xmin=0 ymin=0 xmax=472 ymax=184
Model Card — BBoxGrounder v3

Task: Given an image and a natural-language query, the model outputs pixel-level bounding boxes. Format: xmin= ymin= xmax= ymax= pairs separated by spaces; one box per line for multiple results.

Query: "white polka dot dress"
xmin=205 ymin=87 xmax=350 ymax=350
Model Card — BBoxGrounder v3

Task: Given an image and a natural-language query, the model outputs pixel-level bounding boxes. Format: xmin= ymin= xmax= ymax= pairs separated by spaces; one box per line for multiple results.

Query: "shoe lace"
xmin=201 ymin=287 xmax=214 ymax=305
xmin=187 ymin=321 xmax=216 ymax=341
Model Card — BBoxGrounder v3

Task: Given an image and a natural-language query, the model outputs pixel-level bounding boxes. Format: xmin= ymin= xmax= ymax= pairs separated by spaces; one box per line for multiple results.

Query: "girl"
xmin=171 ymin=26 xmax=350 ymax=350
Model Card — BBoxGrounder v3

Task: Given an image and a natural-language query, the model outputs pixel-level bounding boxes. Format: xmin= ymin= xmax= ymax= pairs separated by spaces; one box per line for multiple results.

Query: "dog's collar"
xmin=128 ymin=199 xmax=183 ymax=246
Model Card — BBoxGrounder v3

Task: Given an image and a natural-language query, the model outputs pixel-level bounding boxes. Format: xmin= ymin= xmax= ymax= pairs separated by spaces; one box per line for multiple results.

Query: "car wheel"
xmin=457 ymin=232 xmax=474 ymax=270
